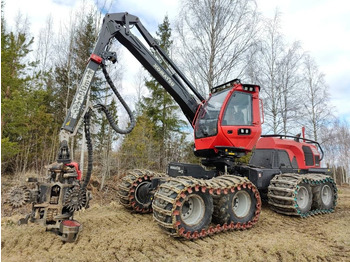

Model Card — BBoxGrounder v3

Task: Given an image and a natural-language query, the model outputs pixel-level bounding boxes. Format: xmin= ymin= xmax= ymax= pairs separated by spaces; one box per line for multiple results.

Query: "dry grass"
xmin=1 ymin=185 xmax=349 ymax=262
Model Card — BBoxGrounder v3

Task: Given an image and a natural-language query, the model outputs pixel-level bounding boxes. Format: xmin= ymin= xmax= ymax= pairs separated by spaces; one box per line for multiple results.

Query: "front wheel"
xmin=295 ymin=183 xmax=312 ymax=213
xmin=117 ymin=170 xmax=155 ymax=213
xmin=134 ymin=181 xmax=152 ymax=207
xmin=177 ymin=192 xmax=213 ymax=233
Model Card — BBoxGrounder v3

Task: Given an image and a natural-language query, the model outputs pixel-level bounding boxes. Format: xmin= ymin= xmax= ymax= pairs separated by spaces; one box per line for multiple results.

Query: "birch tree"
xmin=175 ymin=0 xmax=260 ymax=95
xmin=301 ymin=54 xmax=333 ymax=141
xmin=34 ymin=15 xmax=54 ymax=76
xmin=245 ymin=10 xmax=304 ymax=134
xmin=321 ymin=119 xmax=350 ymax=184
xmin=278 ymin=41 xmax=304 ymax=135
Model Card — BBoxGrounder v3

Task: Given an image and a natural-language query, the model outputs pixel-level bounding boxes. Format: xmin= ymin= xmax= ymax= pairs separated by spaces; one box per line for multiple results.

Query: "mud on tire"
xmin=213 ymin=187 xmax=257 ymax=225
xmin=117 ymin=170 xmax=158 ymax=213
xmin=295 ymin=183 xmax=312 ymax=214
xmin=312 ymin=182 xmax=335 ymax=210
xmin=176 ymin=191 xmax=213 ymax=233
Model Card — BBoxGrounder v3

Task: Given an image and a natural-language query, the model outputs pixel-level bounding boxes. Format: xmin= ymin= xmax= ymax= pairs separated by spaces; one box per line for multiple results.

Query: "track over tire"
xmin=295 ymin=183 xmax=312 ymax=214
xmin=268 ymin=173 xmax=336 ymax=217
xmin=177 ymin=192 xmax=213 ymax=233
xmin=312 ymin=182 xmax=335 ymax=210
xmin=213 ymin=187 xmax=257 ymax=225
xmin=117 ymin=169 xmax=165 ymax=213
xmin=153 ymin=175 xmax=261 ymax=239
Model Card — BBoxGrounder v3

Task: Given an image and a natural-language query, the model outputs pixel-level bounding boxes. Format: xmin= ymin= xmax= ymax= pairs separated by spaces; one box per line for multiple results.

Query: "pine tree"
xmin=52 ymin=12 xmax=102 ymax=125
xmin=142 ymin=16 xmax=186 ymax=169
xmin=119 ymin=113 xmax=160 ymax=170
xmin=1 ymin=8 xmax=31 ymax=172
xmin=1 ymin=8 xmax=58 ymax=174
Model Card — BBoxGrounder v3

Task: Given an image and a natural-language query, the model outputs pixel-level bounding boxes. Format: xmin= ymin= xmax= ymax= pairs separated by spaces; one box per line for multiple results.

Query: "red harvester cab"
xmin=193 ymin=80 xmax=262 ymax=158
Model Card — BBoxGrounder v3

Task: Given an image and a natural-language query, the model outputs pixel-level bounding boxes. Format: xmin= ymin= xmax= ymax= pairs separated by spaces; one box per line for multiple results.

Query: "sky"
xmin=3 ymin=0 xmax=350 ymax=123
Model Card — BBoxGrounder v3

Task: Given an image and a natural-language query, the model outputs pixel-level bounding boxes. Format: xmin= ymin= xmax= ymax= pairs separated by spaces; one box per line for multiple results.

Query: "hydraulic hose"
xmin=82 ymin=62 xmax=136 ymax=189
xmin=82 ymin=109 xmax=93 ymax=190
xmin=82 ymin=63 xmax=136 ymax=190
xmin=97 ymin=63 xmax=136 ymax=134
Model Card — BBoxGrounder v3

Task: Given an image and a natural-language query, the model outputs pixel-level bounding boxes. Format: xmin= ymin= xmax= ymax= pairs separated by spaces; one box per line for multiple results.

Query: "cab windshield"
xmin=195 ymin=89 xmax=230 ymax=138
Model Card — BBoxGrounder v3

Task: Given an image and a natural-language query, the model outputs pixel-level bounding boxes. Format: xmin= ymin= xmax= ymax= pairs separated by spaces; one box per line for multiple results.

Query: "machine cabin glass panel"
xmin=195 ymin=89 xmax=230 ymax=138
xmin=222 ymin=91 xmax=252 ymax=126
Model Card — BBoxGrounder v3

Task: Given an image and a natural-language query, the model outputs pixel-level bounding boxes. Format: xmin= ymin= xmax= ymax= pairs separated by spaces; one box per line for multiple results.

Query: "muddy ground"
xmin=1 ymin=179 xmax=349 ymax=262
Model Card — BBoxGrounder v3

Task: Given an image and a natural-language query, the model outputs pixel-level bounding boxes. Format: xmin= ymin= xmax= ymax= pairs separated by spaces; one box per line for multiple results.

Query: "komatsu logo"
xmin=169 ymin=165 xmax=183 ymax=174
xmin=153 ymin=63 xmax=175 ymax=87
xmin=70 ymin=68 xmax=94 ymax=119
xmin=169 ymin=165 xmax=181 ymax=171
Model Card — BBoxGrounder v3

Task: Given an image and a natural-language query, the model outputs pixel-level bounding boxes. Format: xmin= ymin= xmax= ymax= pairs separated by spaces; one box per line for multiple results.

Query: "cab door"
xmin=220 ymin=90 xmax=261 ymax=151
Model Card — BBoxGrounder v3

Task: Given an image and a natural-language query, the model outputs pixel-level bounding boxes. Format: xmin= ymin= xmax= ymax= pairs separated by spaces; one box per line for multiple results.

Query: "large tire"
xmin=117 ymin=170 xmax=154 ymax=213
xmin=177 ymin=192 xmax=213 ymax=233
xmin=295 ymin=183 xmax=312 ymax=213
xmin=213 ymin=187 xmax=257 ymax=225
xmin=312 ymin=182 xmax=335 ymax=210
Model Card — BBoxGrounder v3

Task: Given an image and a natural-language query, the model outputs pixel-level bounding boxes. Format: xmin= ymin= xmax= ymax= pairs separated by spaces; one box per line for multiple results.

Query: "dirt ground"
xmin=1 ymin=179 xmax=349 ymax=262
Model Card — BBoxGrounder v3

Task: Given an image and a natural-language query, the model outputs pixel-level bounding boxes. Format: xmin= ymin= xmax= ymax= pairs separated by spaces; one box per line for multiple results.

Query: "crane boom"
xmin=61 ymin=12 xmax=203 ymax=138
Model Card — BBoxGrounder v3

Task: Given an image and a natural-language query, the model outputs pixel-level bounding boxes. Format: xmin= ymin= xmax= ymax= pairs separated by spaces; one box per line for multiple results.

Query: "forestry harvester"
xmin=8 ymin=12 xmax=337 ymax=242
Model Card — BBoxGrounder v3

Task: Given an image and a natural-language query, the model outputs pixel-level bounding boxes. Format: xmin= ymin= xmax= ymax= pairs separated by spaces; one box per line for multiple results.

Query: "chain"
xmin=117 ymin=169 xmax=167 ymax=213
xmin=268 ymin=173 xmax=337 ymax=217
xmin=152 ymin=175 xmax=261 ymax=240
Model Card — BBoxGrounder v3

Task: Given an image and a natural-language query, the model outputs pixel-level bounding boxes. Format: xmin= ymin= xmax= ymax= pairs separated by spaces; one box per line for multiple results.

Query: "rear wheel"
xmin=312 ymin=182 xmax=335 ymax=210
xmin=213 ymin=187 xmax=257 ymax=225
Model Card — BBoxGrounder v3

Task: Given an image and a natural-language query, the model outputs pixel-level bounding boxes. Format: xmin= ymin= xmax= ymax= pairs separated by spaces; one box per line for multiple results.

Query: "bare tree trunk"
xmin=21 ymin=138 xmax=32 ymax=176
xmin=341 ymin=167 xmax=346 ymax=185
xmin=117 ymin=153 xmax=121 ymax=180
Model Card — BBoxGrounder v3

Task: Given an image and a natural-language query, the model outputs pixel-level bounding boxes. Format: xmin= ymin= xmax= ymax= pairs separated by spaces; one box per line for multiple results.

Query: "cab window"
xmin=195 ymin=89 xmax=230 ymax=138
xmin=222 ymin=92 xmax=252 ymax=126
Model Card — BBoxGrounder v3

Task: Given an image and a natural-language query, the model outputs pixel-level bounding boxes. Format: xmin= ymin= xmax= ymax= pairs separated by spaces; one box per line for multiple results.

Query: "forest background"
xmin=1 ymin=0 xmax=349 ymax=187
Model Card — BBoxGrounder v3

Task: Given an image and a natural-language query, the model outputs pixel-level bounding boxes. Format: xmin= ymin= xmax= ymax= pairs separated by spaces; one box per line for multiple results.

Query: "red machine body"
xmin=255 ymin=136 xmax=322 ymax=169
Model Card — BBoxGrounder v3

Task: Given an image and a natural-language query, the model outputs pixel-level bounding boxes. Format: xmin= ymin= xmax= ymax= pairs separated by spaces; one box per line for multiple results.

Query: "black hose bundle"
xmin=96 ymin=63 xmax=136 ymax=134
xmin=81 ymin=62 xmax=136 ymax=189
xmin=82 ymin=109 xmax=93 ymax=190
